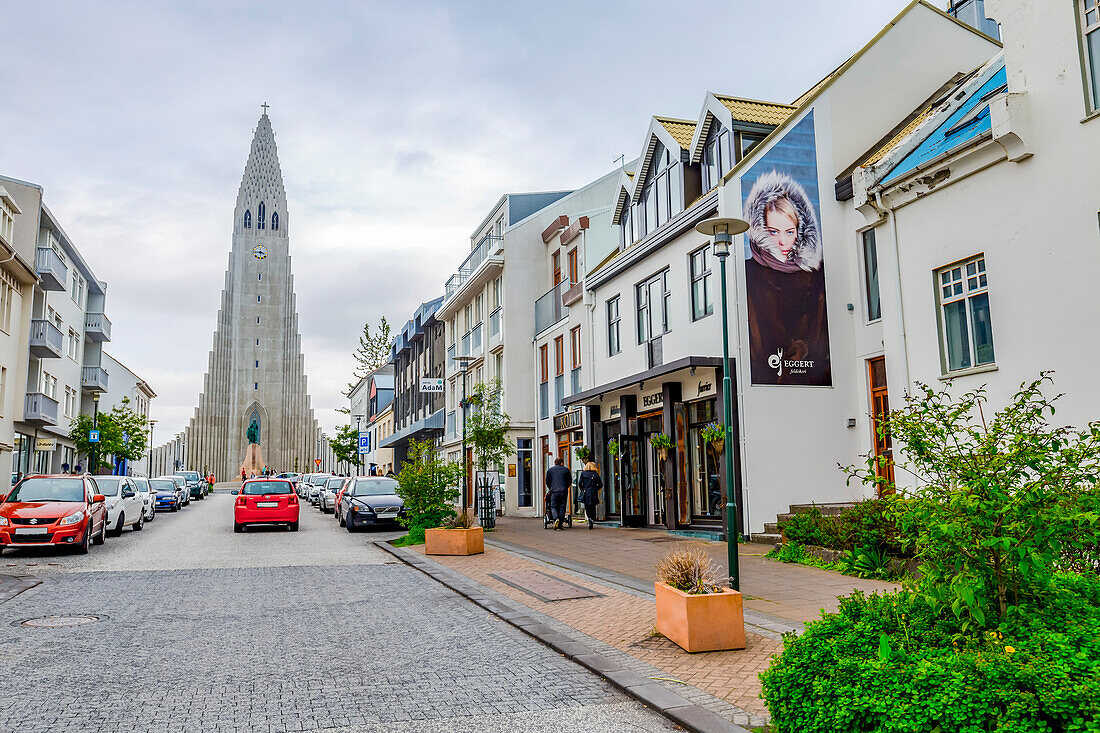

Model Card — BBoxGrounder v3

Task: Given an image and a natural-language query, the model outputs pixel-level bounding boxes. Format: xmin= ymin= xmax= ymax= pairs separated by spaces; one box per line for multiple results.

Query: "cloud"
xmin=4 ymin=0 xmax=912 ymax=441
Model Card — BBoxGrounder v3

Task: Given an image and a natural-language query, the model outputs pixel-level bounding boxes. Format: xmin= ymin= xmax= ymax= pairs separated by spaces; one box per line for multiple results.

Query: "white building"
xmin=348 ymin=364 xmax=394 ymax=474
xmin=99 ymin=351 xmax=156 ymax=476
xmin=436 ymin=192 xmax=572 ymax=511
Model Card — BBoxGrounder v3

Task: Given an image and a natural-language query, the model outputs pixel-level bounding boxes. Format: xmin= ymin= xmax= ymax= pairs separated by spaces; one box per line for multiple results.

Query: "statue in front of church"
xmin=240 ymin=412 xmax=265 ymax=478
xmin=247 ymin=415 xmax=260 ymax=445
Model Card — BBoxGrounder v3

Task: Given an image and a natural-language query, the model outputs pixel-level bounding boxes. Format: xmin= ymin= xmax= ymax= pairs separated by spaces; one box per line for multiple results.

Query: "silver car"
xmin=133 ymin=477 xmax=156 ymax=521
xmin=318 ymin=476 xmax=347 ymax=513
xmin=308 ymin=474 xmax=332 ymax=505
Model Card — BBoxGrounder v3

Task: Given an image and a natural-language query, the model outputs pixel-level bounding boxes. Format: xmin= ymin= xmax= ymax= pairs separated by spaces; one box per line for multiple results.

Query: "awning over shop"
xmin=378 ymin=408 xmax=444 ymax=449
xmin=563 ymin=356 xmax=727 ymax=407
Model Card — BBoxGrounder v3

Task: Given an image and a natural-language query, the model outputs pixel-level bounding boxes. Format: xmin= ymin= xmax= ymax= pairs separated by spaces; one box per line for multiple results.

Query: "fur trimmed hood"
xmin=744 ymin=170 xmax=822 ymax=273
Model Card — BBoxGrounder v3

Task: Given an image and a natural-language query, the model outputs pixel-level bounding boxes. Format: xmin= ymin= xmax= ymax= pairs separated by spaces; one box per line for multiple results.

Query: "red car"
xmin=0 ymin=475 xmax=108 ymax=554
xmin=233 ymin=479 xmax=299 ymax=532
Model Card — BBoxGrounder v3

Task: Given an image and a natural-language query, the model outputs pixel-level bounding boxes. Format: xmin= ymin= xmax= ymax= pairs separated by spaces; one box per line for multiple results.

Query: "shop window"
xmin=862 ymin=228 xmax=881 ymax=322
xmin=937 ymin=255 xmax=994 ymax=372
xmin=517 ymin=438 xmax=532 ymax=507
xmin=1082 ymin=0 xmax=1100 ymax=111
xmin=607 ymin=296 xmax=621 ymax=356
xmin=689 ymin=246 xmax=713 ymax=320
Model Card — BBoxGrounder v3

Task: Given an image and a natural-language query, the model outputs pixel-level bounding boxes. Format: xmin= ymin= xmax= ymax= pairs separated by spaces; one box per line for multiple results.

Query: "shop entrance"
xmin=618 ymin=435 xmax=646 ymax=527
xmin=646 ymin=443 xmax=665 ymax=527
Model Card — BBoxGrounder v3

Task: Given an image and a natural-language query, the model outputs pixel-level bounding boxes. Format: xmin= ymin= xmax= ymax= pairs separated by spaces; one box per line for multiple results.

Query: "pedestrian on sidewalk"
xmin=578 ymin=461 xmax=603 ymax=530
xmin=544 ymin=457 xmax=571 ymax=530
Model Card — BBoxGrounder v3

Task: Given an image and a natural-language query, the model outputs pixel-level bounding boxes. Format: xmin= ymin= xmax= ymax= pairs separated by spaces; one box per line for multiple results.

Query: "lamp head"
xmin=695 ymin=217 xmax=748 ymax=258
xmin=92 ymin=392 xmax=100 ymax=403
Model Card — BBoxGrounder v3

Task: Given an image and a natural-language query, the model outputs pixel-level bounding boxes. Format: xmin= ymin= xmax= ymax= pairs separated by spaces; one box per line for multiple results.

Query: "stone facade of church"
xmin=186 ymin=112 xmax=320 ymax=478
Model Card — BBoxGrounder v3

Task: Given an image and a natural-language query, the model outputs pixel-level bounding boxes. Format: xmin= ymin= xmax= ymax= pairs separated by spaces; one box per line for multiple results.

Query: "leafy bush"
xmin=838 ymin=545 xmax=893 ymax=580
xmin=779 ymin=507 xmax=844 ymax=549
xmin=779 ymin=500 xmax=905 ymax=556
xmin=761 ymin=575 xmax=1100 ymax=733
xmin=395 ymin=439 xmax=463 ymax=538
xmin=655 ymin=544 xmax=725 ymax=594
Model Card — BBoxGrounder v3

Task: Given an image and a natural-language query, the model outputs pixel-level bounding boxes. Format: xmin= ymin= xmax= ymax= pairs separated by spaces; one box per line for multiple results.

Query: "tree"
xmin=68 ymin=398 xmax=149 ymax=472
xmin=343 ymin=317 xmax=392 ymax=398
xmin=395 ymin=439 xmax=463 ymax=544
xmin=465 ymin=378 xmax=512 ymax=473
xmin=328 ymin=424 xmax=358 ymax=468
xmin=845 ymin=373 xmax=1100 ymax=630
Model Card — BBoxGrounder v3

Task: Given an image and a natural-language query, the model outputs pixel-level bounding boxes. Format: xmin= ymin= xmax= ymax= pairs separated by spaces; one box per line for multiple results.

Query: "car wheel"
xmin=346 ymin=517 xmax=357 ymax=533
xmin=288 ymin=521 xmax=299 ymax=532
xmin=233 ymin=522 xmax=244 ymax=533
xmin=171 ymin=504 xmax=179 ymax=512
xmin=133 ymin=514 xmax=144 ymax=532
xmin=74 ymin=525 xmax=91 ymax=554
xmin=92 ymin=520 xmax=106 ymax=545
xmin=110 ymin=514 xmax=125 ymax=537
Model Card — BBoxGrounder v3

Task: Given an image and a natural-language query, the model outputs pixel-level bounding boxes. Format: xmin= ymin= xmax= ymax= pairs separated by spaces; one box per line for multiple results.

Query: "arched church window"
xmin=257 ymin=201 xmax=266 ymax=230
xmin=244 ymin=210 xmax=252 ymax=229
xmin=272 ymin=212 xmax=279 ymax=231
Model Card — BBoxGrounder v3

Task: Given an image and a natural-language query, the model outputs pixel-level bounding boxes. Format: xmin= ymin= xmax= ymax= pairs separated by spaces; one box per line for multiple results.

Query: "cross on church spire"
xmin=261 ymin=102 xmax=269 ymax=115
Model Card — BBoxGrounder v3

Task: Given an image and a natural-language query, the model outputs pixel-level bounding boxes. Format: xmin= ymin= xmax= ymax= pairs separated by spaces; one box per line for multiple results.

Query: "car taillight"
xmin=237 ymin=496 xmax=246 ymax=505
xmin=288 ymin=495 xmax=298 ymax=505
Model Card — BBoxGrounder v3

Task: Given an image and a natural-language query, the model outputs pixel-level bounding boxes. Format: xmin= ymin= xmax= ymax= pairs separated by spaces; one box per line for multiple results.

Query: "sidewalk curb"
xmin=375 ymin=540 xmax=752 ymax=733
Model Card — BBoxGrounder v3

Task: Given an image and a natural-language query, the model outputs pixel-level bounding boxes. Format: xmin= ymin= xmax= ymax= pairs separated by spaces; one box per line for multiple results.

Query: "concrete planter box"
xmin=655 ymin=581 xmax=745 ymax=652
xmin=425 ymin=527 xmax=484 ymax=556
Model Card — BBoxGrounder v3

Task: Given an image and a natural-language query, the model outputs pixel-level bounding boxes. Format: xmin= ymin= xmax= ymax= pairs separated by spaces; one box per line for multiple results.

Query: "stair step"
xmin=750 ymin=532 xmax=782 ymax=546
xmin=763 ymin=522 xmax=779 ymax=533
xmin=788 ymin=502 xmax=857 ymax=517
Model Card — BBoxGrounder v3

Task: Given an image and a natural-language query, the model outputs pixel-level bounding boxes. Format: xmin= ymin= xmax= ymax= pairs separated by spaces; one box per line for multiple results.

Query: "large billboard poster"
xmin=740 ymin=112 xmax=832 ymax=386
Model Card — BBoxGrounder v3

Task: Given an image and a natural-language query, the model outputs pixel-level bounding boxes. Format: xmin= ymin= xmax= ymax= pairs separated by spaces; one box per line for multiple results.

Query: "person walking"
xmin=544 ymin=457 xmax=571 ymax=530
xmin=577 ymin=461 xmax=603 ymax=530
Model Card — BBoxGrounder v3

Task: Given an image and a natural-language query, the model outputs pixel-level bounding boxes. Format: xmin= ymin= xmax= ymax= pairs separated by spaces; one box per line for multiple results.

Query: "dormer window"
xmin=257 ymin=201 xmax=266 ymax=230
xmin=702 ymin=123 xmax=733 ymax=191
xmin=635 ymin=141 xmax=683 ymax=239
xmin=619 ymin=192 xmax=634 ymax=248
xmin=244 ymin=210 xmax=252 ymax=229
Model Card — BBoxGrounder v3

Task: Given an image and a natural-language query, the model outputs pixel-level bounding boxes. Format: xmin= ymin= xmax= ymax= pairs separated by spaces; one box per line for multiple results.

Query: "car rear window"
xmin=150 ymin=480 xmax=176 ymax=491
xmin=353 ymin=478 xmax=399 ymax=497
xmin=93 ymin=477 xmax=122 ymax=496
xmin=241 ymin=481 xmax=293 ymax=496
xmin=7 ymin=478 xmax=85 ymax=503
xmin=326 ymin=478 xmax=344 ymax=489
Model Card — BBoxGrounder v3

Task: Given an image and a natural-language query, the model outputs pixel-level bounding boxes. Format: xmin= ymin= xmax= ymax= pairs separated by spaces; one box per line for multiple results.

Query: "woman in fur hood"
xmin=743 ymin=170 xmax=832 ymax=385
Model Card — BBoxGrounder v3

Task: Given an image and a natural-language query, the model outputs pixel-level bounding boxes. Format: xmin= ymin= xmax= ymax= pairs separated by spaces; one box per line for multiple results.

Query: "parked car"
xmin=175 ymin=471 xmax=206 ymax=500
xmin=232 ymin=479 xmax=299 ymax=532
xmin=334 ymin=478 xmax=353 ymax=520
xmin=318 ymin=477 xmax=347 ymax=513
xmin=150 ymin=478 xmax=181 ymax=512
xmin=339 ymin=477 xmax=405 ymax=532
xmin=275 ymin=472 xmax=300 ymax=489
xmin=308 ymin=474 xmax=332 ymax=505
xmin=133 ymin=477 xmax=156 ymax=521
xmin=0 ymin=475 xmax=108 ymax=554
xmin=159 ymin=475 xmax=190 ymax=507
xmin=90 ymin=476 xmax=145 ymax=536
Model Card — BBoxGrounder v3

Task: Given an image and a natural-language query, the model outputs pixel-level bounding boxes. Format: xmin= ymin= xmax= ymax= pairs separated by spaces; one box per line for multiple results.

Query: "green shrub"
xmin=778 ymin=507 xmax=844 ymax=548
xmin=836 ymin=498 xmax=907 ymax=556
xmin=761 ymin=574 xmax=1100 ymax=733
xmin=395 ymin=439 xmax=463 ymax=536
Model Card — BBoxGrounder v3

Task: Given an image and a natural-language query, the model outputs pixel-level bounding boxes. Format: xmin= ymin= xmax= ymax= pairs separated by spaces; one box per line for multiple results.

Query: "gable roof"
xmin=629 ymin=116 xmax=696 ymax=203
xmin=688 ymin=93 xmax=796 ymax=163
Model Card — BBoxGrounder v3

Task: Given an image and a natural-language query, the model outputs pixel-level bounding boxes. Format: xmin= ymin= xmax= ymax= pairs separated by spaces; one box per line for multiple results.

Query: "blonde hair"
xmin=765 ymin=196 xmax=799 ymax=228
xmin=584 ymin=461 xmax=599 ymax=473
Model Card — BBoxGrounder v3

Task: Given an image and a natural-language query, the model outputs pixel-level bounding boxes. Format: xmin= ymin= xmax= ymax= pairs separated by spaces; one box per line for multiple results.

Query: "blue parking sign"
xmin=358 ymin=432 xmax=370 ymax=455
xmin=88 ymin=430 xmax=100 ymax=443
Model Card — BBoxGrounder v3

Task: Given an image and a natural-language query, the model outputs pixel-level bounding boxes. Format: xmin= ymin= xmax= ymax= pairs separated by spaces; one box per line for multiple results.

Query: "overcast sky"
xmin=4 ymin=0 xmax=915 ymax=441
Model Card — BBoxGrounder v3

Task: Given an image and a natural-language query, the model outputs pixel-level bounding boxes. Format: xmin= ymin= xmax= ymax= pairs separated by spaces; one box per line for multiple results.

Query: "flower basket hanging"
xmin=607 ymin=438 xmax=620 ymax=458
xmin=701 ymin=422 xmax=725 ymax=453
xmin=649 ymin=433 xmax=673 ymax=461
xmin=574 ymin=445 xmax=592 ymax=462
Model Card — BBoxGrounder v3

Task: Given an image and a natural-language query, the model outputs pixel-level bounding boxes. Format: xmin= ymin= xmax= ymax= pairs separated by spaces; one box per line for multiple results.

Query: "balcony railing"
xmin=443 ymin=234 xmax=502 ymax=303
xmin=23 ymin=392 xmax=59 ymax=425
xmin=35 ymin=247 xmax=67 ymax=291
xmin=29 ymin=319 xmax=64 ymax=359
xmin=81 ymin=365 xmax=109 ymax=392
xmin=534 ymin=280 xmax=569 ymax=335
xmin=489 ymin=307 xmax=501 ymax=339
xmin=471 ymin=323 xmax=482 ymax=354
xmin=445 ymin=410 xmax=456 ymax=440
xmin=460 ymin=331 xmax=470 ymax=358
xmin=446 ymin=344 xmax=456 ymax=372
xmin=84 ymin=312 xmax=112 ymax=342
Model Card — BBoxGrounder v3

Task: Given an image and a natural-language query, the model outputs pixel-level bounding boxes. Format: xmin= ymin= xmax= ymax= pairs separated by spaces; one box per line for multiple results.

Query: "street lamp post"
xmin=695 ymin=216 xmax=749 ymax=591
xmin=355 ymin=415 xmax=362 ymax=476
xmin=453 ymin=355 xmax=474 ymax=517
xmin=91 ymin=392 xmax=100 ymax=476
xmin=148 ymin=419 xmax=157 ymax=478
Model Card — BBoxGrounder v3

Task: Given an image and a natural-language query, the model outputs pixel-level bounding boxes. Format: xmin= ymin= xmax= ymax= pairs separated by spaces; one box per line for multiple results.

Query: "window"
xmin=255 ymin=360 xmax=259 ymax=368
xmin=570 ymin=326 xmax=582 ymax=394
xmin=244 ymin=210 xmax=252 ymax=229
xmin=71 ymin=274 xmax=85 ymax=307
xmin=0 ymin=367 xmax=6 ymax=417
xmin=68 ymin=328 xmax=79 ymax=360
xmin=567 ymin=248 xmax=578 ymax=285
xmin=862 ymin=229 xmax=881 ymax=321
xmin=255 ymin=382 xmax=259 ymax=390
xmin=1083 ymin=0 xmax=1100 ymax=110
xmin=41 ymin=371 xmax=57 ymax=399
xmin=539 ymin=345 xmax=549 ymax=419
xmin=607 ymin=296 xmax=621 ymax=356
xmin=258 ymin=273 xmax=262 ymax=280
xmin=257 ymin=201 xmax=266 ymax=230
xmin=619 ymin=193 xmax=634 ymax=248
xmin=739 ymin=133 xmax=764 ymax=159
xmin=689 ymin=246 xmax=713 ymax=320
xmin=0 ymin=277 xmax=13 ymax=333
xmin=553 ymin=336 xmax=564 ymax=414
xmin=552 ymin=251 xmax=561 ymax=285
xmin=636 ymin=270 xmax=670 ymax=343
xmin=257 ymin=295 xmax=261 ymax=303
xmin=702 ymin=124 xmax=734 ymax=191
xmin=937 ymin=255 xmax=994 ymax=372
xmin=272 ymin=211 xmax=279 ymax=231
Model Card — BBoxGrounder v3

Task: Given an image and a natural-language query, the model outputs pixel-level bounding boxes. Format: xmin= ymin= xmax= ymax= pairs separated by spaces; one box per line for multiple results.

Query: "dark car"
xmin=150 ymin=478 xmax=182 ymax=512
xmin=339 ymin=477 xmax=404 ymax=532
xmin=176 ymin=471 xmax=206 ymax=499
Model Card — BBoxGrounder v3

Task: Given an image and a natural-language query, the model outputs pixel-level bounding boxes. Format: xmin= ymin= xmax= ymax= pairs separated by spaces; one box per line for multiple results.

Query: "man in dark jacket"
xmin=544 ymin=458 xmax=571 ymax=530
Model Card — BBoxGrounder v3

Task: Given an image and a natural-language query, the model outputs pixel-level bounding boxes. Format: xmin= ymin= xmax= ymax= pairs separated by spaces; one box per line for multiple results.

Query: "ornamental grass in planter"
xmin=424 ymin=511 xmax=484 ymax=556
xmin=654 ymin=544 xmax=745 ymax=652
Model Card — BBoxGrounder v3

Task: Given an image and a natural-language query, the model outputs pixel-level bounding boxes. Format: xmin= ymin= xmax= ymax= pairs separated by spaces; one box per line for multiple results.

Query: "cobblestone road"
xmin=0 ymin=494 xmax=675 ymax=732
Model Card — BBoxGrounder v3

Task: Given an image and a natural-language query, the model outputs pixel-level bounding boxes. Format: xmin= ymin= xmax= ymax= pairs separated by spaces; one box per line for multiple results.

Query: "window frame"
xmin=935 ymin=254 xmax=995 ymax=374
xmin=553 ymin=336 xmax=564 ymax=376
xmin=635 ymin=269 xmax=670 ymax=344
xmin=570 ymin=325 xmax=581 ymax=369
xmin=552 ymin=251 xmax=561 ymax=286
xmin=607 ymin=296 xmax=621 ymax=357
xmin=688 ymin=245 xmax=713 ymax=321
xmin=567 ymin=248 xmax=578 ymax=286
xmin=1081 ymin=0 xmax=1100 ymax=112
xmin=862 ymin=228 xmax=882 ymax=323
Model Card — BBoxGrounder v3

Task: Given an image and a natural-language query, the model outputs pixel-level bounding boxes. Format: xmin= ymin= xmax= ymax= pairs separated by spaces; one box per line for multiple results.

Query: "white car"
xmin=318 ymin=476 xmax=347 ymax=513
xmin=133 ymin=477 xmax=156 ymax=521
xmin=308 ymin=474 xmax=332 ymax=504
xmin=92 ymin=476 xmax=146 ymax=536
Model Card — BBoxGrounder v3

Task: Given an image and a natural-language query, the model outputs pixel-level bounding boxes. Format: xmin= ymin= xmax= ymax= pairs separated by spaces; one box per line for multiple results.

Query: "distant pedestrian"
xmin=544 ymin=457 xmax=571 ymax=530
xmin=578 ymin=461 xmax=603 ymax=530
xmin=241 ymin=468 xmax=247 ymax=482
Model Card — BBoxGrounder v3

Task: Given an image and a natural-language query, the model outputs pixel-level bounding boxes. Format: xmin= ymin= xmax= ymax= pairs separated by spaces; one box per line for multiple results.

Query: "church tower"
xmin=186 ymin=109 xmax=320 ymax=478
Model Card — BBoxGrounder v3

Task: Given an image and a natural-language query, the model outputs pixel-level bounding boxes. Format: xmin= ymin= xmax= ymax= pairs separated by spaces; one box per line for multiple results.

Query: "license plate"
xmin=256 ymin=501 xmax=279 ymax=508
xmin=14 ymin=527 xmax=49 ymax=535
xmin=377 ymin=510 xmax=397 ymax=517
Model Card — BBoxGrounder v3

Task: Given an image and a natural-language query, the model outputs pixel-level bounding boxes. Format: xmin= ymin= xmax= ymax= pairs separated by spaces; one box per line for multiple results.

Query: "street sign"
xmin=358 ymin=432 xmax=370 ymax=455
xmin=419 ymin=378 xmax=444 ymax=393
xmin=88 ymin=430 xmax=100 ymax=444
xmin=314 ymin=458 xmax=321 ymax=467
xmin=35 ymin=438 xmax=56 ymax=452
